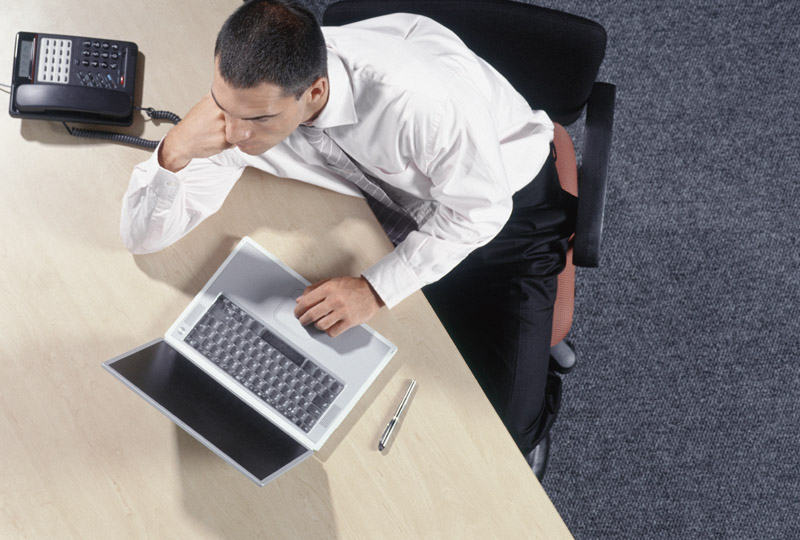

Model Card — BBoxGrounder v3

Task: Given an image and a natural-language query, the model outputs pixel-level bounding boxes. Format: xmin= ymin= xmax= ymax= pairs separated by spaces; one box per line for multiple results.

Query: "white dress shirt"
xmin=120 ymin=13 xmax=553 ymax=308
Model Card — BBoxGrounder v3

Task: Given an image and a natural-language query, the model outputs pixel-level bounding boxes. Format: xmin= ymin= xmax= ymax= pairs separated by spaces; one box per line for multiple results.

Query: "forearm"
xmin=158 ymin=134 xmax=192 ymax=173
xmin=362 ymin=199 xmax=512 ymax=308
xmin=120 ymin=139 xmax=244 ymax=253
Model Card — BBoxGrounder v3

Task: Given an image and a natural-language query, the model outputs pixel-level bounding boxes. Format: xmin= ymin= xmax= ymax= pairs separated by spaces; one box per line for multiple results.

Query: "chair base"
xmin=549 ymin=340 xmax=576 ymax=374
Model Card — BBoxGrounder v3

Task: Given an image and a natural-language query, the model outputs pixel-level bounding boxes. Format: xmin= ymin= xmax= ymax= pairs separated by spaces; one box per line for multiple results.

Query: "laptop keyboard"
xmin=184 ymin=294 xmax=344 ymax=433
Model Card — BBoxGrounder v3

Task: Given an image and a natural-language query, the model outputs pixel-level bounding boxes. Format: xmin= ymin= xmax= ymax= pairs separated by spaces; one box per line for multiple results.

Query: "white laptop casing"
xmin=164 ymin=236 xmax=396 ymax=451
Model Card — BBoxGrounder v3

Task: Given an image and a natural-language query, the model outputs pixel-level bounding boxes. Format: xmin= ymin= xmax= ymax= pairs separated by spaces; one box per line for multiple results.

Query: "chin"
xmin=236 ymin=143 xmax=268 ymax=155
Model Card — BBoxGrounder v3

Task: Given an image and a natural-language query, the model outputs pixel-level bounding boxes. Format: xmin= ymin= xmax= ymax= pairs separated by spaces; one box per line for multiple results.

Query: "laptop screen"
xmin=105 ymin=340 xmax=312 ymax=485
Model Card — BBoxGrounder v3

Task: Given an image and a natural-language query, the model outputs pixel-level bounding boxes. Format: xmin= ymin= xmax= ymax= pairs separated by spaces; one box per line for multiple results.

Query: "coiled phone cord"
xmin=62 ymin=106 xmax=181 ymax=150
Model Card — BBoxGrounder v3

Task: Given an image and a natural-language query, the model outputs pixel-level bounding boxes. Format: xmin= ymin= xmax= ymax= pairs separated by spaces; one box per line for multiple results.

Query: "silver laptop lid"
xmin=103 ymin=339 xmax=313 ymax=486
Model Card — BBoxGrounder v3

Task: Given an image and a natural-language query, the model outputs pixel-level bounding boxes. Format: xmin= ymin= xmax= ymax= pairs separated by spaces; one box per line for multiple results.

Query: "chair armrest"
xmin=573 ymin=82 xmax=616 ymax=267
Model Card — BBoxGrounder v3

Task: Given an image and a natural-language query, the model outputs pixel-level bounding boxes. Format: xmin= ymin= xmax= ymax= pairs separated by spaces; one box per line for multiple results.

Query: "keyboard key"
xmin=312 ymin=395 xmax=330 ymax=409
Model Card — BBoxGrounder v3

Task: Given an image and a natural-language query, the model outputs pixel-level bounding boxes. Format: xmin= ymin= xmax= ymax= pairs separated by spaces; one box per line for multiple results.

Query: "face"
xmin=210 ymin=61 xmax=327 ymax=155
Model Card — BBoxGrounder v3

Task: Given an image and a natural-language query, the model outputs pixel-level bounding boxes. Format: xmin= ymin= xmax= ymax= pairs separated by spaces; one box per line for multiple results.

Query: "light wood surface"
xmin=0 ymin=1 xmax=572 ymax=538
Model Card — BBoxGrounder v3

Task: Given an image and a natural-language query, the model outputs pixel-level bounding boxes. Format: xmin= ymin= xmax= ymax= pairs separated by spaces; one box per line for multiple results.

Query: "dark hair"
xmin=214 ymin=0 xmax=327 ymax=99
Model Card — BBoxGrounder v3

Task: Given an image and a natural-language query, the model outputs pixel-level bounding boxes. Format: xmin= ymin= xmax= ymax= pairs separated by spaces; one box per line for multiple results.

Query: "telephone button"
xmin=82 ymin=50 xmax=90 ymax=57
xmin=109 ymin=63 xmax=117 ymax=70
xmin=102 ymin=42 xmax=110 ymax=49
xmin=92 ymin=41 xmax=100 ymax=48
xmin=100 ymin=62 xmax=108 ymax=69
xmin=83 ymin=40 xmax=91 ymax=47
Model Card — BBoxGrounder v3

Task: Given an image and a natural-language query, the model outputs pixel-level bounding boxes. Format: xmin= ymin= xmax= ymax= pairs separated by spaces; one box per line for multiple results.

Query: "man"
xmin=121 ymin=0 xmax=575 ymax=480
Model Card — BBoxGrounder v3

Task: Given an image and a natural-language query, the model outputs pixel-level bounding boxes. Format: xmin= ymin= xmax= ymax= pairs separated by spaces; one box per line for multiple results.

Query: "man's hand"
xmin=159 ymin=93 xmax=231 ymax=172
xmin=294 ymin=276 xmax=384 ymax=337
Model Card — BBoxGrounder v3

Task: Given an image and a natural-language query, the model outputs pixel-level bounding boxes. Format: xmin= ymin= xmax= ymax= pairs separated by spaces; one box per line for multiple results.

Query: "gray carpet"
xmin=303 ymin=1 xmax=800 ymax=537
xmin=530 ymin=2 xmax=800 ymax=538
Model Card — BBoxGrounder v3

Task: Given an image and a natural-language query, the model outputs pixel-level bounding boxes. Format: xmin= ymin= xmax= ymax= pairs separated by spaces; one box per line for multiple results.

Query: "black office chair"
xmin=322 ymin=0 xmax=616 ymax=373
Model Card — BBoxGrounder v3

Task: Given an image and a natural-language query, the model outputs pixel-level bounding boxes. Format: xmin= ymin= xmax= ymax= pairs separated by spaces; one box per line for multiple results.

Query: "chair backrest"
xmin=322 ymin=0 xmax=607 ymax=125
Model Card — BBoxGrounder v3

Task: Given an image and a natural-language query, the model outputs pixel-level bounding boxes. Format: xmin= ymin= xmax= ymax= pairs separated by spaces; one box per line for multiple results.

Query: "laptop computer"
xmin=104 ymin=236 xmax=397 ymax=486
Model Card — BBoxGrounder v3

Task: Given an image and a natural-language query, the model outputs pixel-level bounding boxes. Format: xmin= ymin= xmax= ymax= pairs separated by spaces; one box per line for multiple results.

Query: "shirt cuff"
xmin=361 ymin=250 xmax=423 ymax=309
xmin=141 ymin=138 xmax=182 ymax=197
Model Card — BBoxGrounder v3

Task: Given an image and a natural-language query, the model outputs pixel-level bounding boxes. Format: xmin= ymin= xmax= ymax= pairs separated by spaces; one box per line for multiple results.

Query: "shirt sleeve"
xmin=361 ymin=93 xmax=552 ymax=308
xmin=120 ymin=139 xmax=246 ymax=254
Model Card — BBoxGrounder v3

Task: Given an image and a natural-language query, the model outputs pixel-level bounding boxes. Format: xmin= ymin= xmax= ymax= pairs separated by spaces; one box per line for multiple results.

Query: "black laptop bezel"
xmin=103 ymin=339 xmax=313 ymax=486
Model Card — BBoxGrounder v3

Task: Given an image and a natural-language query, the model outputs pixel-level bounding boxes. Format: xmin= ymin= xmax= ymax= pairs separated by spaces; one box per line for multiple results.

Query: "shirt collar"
xmin=306 ymin=49 xmax=357 ymax=129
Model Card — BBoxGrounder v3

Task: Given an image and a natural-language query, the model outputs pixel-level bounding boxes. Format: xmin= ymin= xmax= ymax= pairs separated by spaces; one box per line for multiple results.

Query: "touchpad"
xmin=274 ymin=289 xmax=322 ymax=341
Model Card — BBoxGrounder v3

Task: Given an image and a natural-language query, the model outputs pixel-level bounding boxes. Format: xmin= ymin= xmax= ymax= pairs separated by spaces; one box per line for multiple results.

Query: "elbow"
xmin=119 ymin=219 xmax=160 ymax=255
xmin=120 ymin=233 xmax=153 ymax=255
xmin=126 ymin=243 xmax=156 ymax=255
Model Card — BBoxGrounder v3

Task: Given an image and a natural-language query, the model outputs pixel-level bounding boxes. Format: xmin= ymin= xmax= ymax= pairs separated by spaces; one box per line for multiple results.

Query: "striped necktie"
xmin=300 ymin=125 xmax=418 ymax=245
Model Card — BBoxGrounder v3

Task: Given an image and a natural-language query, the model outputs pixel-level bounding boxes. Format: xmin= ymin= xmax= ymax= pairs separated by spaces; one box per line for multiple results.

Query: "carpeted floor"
xmin=525 ymin=1 xmax=800 ymax=538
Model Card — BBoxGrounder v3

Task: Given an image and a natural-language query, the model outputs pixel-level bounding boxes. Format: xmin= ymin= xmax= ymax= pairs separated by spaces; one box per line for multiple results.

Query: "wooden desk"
xmin=0 ymin=1 xmax=572 ymax=538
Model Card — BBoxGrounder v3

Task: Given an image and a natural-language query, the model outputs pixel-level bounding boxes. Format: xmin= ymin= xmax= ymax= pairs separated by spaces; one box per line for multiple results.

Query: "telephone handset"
xmin=9 ymin=31 xmax=138 ymax=126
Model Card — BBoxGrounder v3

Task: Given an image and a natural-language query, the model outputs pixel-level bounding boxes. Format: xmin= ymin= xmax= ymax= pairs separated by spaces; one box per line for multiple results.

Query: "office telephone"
xmin=10 ymin=31 xmax=138 ymax=125
xmin=8 ymin=31 xmax=179 ymax=148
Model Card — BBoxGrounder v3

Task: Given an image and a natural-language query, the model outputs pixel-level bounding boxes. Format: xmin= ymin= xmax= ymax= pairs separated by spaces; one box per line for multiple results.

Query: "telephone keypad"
xmin=74 ymin=38 xmax=125 ymax=88
xmin=76 ymin=70 xmax=118 ymax=90
xmin=35 ymin=35 xmax=127 ymax=88
xmin=37 ymin=38 xmax=72 ymax=84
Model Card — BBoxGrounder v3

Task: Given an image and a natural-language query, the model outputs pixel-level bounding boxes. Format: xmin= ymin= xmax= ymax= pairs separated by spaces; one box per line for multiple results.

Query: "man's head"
xmin=215 ymin=0 xmax=327 ymax=97
xmin=212 ymin=0 xmax=329 ymax=154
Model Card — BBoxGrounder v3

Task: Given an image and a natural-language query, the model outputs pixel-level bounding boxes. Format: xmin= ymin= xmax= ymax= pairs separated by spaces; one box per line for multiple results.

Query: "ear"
xmin=306 ymin=76 xmax=328 ymax=106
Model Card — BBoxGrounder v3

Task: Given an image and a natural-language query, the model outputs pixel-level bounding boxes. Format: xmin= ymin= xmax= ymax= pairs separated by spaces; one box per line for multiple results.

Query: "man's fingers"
xmin=301 ymin=280 xmax=328 ymax=296
xmin=294 ymin=292 xmax=351 ymax=336
xmin=297 ymin=302 xmax=333 ymax=326
xmin=313 ymin=311 xmax=341 ymax=332
xmin=325 ymin=321 xmax=349 ymax=338
xmin=292 ymin=276 xmax=381 ymax=338
xmin=294 ymin=281 xmax=329 ymax=315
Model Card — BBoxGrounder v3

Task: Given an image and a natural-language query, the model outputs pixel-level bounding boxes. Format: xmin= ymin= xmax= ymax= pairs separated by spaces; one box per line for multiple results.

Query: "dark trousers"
xmin=422 ymin=147 xmax=576 ymax=454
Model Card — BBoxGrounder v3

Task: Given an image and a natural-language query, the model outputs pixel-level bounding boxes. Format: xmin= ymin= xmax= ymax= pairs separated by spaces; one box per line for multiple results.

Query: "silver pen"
xmin=378 ymin=379 xmax=417 ymax=451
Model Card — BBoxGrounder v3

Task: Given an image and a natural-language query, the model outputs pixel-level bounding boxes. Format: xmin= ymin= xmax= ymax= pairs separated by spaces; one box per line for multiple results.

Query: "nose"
xmin=225 ymin=116 xmax=251 ymax=145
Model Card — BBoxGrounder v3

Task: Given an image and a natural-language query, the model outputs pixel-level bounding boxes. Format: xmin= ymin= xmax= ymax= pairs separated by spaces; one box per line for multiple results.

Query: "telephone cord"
xmin=62 ymin=106 xmax=181 ymax=150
